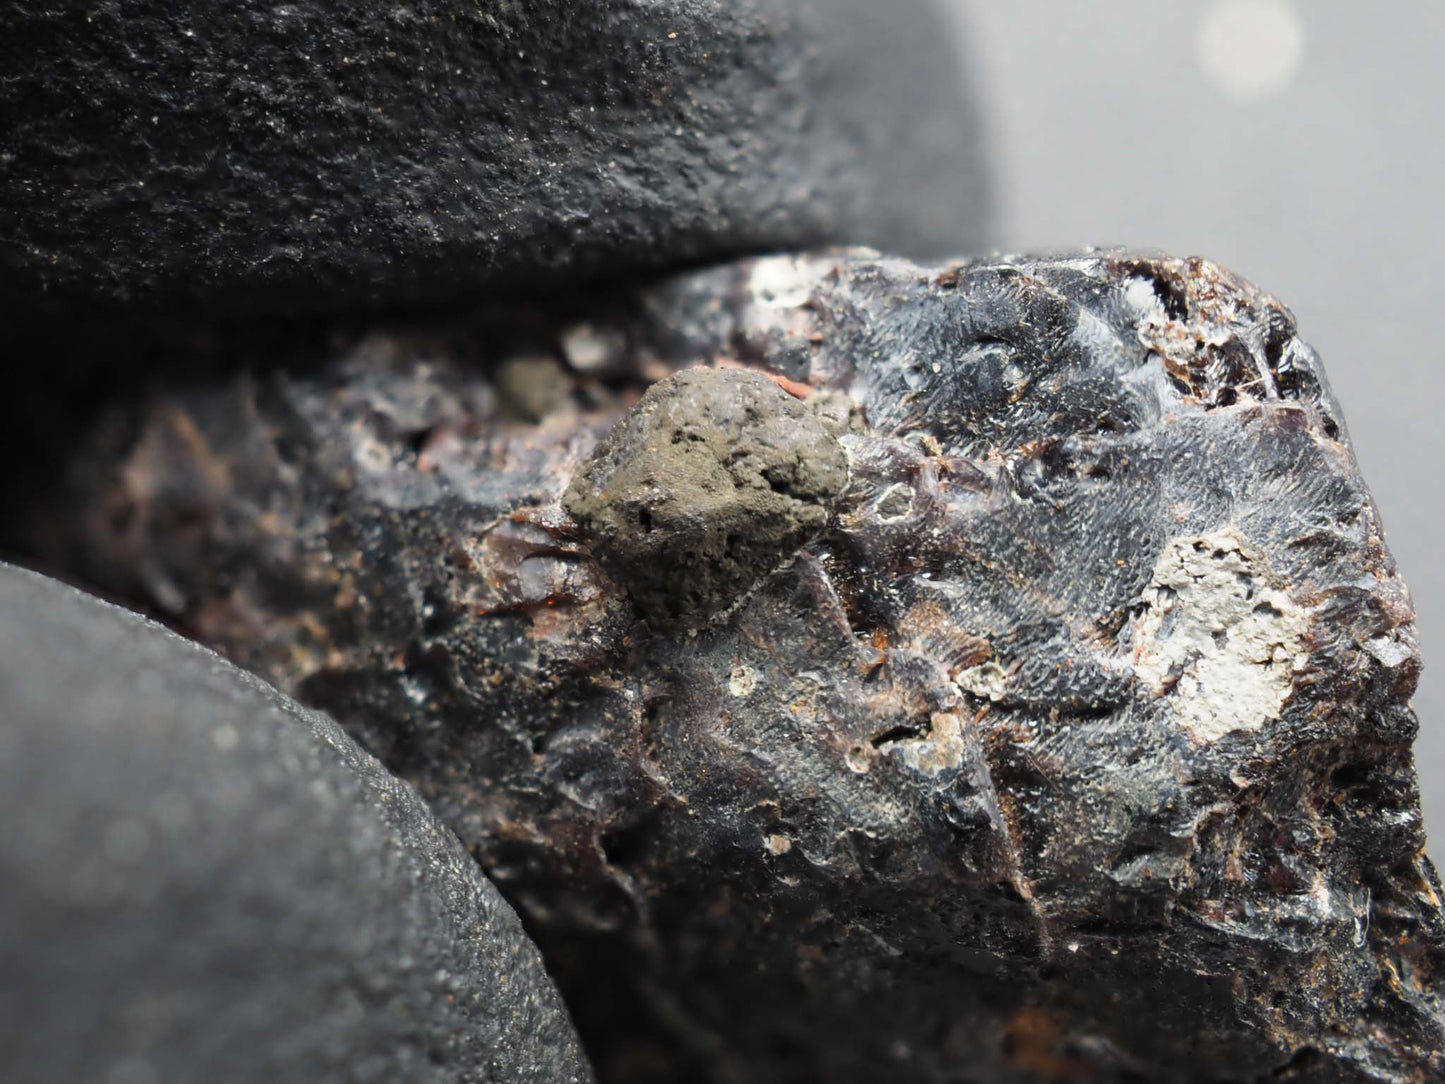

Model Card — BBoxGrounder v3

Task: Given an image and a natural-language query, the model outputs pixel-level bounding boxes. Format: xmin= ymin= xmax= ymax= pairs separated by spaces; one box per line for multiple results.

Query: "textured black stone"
xmin=0 ymin=563 xmax=592 ymax=1084
xmin=0 ymin=0 xmax=987 ymax=316
xmin=27 ymin=251 xmax=1445 ymax=1082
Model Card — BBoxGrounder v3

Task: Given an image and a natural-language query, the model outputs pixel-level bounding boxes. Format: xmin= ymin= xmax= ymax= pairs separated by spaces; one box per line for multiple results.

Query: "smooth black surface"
xmin=0 ymin=0 xmax=988 ymax=316
xmin=0 ymin=564 xmax=593 ymax=1084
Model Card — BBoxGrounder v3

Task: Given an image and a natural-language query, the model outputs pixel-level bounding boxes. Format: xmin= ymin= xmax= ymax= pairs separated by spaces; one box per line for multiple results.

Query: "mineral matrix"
xmin=31 ymin=251 xmax=1445 ymax=1083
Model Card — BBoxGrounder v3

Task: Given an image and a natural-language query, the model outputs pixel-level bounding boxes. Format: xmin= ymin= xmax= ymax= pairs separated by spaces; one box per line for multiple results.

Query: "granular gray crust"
xmin=562 ymin=367 xmax=849 ymax=626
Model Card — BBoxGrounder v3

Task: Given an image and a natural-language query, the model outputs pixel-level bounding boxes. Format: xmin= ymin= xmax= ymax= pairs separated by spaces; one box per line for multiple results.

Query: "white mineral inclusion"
xmin=740 ymin=254 xmax=830 ymax=362
xmin=747 ymin=254 xmax=819 ymax=309
xmin=1123 ymin=276 xmax=1163 ymax=316
xmin=729 ymin=664 xmax=759 ymax=698
xmin=954 ymin=661 xmax=1008 ymax=703
xmin=764 ymin=833 xmax=792 ymax=855
xmin=1134 ymin=530 xmax=1311 ymax=744
xmin=1198 ymin=0 xmax=1305 ymax=103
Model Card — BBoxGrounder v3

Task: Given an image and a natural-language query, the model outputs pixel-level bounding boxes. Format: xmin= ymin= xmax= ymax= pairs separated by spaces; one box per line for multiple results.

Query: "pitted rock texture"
xmin=0 ymin=564 xmax=592 ymax=1084
xmin=0 ymin=0 xmax=986 ymax=316
xmin=25 ymin=251 xmax=1445 ymax=1083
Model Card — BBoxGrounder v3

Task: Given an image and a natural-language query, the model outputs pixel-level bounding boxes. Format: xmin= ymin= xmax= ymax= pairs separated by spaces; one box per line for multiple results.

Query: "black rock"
xmin=25 ymin=251 xmax=1445 ymax=1082
xmin=0 ymin=563 xmax=593 ymax=1084
xmin=0 ymin=0 xmax=987 ymax=316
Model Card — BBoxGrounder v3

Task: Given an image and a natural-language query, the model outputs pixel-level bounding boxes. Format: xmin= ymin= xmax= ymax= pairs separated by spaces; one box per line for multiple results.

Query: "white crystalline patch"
xmin=954 ymin=660 xmax=1007 ymax=702
xmin=1133 ymin=530 xmax=1311 ymax=744
xmin=1365 ymin=635 xmax=1413 ymax=670
xmin=1123 ymin=276 xmax=1165 ymax=317
xmin=764 ymin=833 xmax=792 ymax=855
xmin=739 ymin=255 xmax=831 ymax=361
xmin=747 ymin=255 xmax=820 ymax=310
xmin=728 ymin=664 xmax=759 ymax=698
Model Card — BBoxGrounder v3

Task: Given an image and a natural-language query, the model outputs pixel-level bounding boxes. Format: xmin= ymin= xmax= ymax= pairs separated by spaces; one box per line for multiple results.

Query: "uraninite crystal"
xmin=33 ymin=251 xmax=1445 ymax=1082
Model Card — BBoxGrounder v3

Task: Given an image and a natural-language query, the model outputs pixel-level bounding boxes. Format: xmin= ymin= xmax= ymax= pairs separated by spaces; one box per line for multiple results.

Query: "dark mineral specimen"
xmin=0 ymin=563 xmax=592 ymax=1084
xmin=27 ymin=251 xmax=1445 ymax=1082
xmin=0 ymin=0 xmax=986 ymax=316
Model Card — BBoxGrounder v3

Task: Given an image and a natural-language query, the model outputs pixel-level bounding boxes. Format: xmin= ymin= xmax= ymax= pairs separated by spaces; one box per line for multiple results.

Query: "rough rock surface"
xmin=562 ymin=367 xmax=851 ymax=627
xmin=0 ymin=0 xmax=986 ymax=316
xmin=27 ymin=251 xmax=1445 ymax=1082
xmin=0 ymin=563 xmax=593 ymax=1084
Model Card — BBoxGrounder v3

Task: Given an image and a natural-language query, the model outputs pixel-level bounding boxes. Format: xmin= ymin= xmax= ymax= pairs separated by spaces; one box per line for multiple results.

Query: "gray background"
xmin=946 ymin=1 xmax=1443 ymax=839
